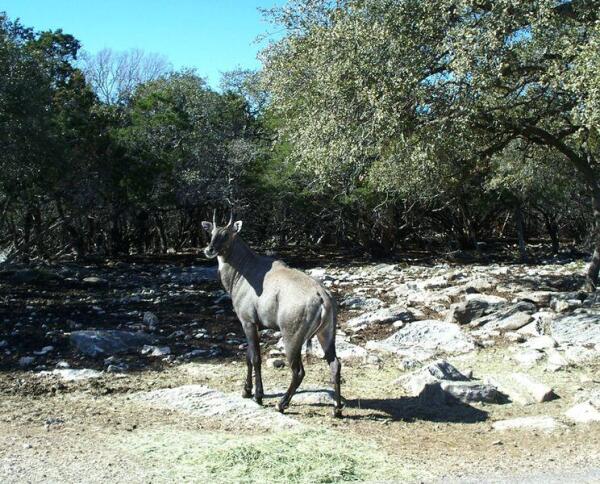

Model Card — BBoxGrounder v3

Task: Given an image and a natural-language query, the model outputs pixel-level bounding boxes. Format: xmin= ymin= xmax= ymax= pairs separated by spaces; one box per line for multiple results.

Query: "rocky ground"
xmin=0 ymin=253 xmax=599 ymax=483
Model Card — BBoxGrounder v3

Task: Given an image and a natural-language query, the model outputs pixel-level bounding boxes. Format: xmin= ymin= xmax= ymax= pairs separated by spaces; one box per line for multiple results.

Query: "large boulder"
xmin=70 ymin=330 xmax=156 ymax=357
xmin=447 ymin=294 xmax=508 ymax=325
xmin=485 ymin=373 xmax=557 ymax=405
xmin=397 ymin=360 xmax=502 ymax=404
xmin=367 ymin=320 xmax=475 ymax=356
xmin=549 ymin=310 xmax=600 ymax=346
xmin=472 ymin=301 xmax=537 ymax=331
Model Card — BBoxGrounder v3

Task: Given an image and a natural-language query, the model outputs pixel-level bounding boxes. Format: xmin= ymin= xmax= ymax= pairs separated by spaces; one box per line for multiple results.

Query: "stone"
xmin=510 ymin=373 xmax=557 ymax=403
xmin=447 ymin=294 xmax=507 ymax=325
xmin=33 ymin=345 xmax=54 ymax=356
xmin=18 ymin=356 xmax=35 ymax=367
xmin=346 ymin=306 xmax=415 ymax=331
xmin=340 ymin=296 xmax=383 ymax=310
xmin=504 ymin=332 xmax=526 ymax=343
xmin=492 ymin=416 xmax=564 ymax=432
xmin=141 ymin=345 xmax=171 ymax=356
xmin=397 ymin=360 xmax=502 ymax=404
xmin=38 ymin=369 xmax=102 ymax=381
xmin=266 ymin=358 xmax=286 ymax=369
xmin=549 ymin=311 xmax=600 ymax=346
xmin=525 ymin=335 xmax=557 ymax=350
xmin=143 ymin=312 xmax=159 ymax=327
xmin=494 ymin=312 xmax=534 ymax=332
xmin=565 ymin=402 xmax=600 ymax=423
xmin=461 ymin=277 xmax=497 ymax=294
xmin=106 ymin=363 xmax=129 ymax=373
xmin=564 ymin=345 xmax=599 ymax=365
xmin=136 ymin=385 xmax=300 ymax=431
xmin=82 ymin=276 xmax=108 ymax=286
xmin=516 ymin=291 xmax=556 ymax=306
xmin=397 ymin=360 xmax=484 ymax=398
xmin=486 ymin=373 xmax=556 ymax=405
xmin=439 ymin=381 xmax=502 ymax=404
xmin=164 ymin=266 xmax=218 ymax=284
xmin=367 ymin=320 xmax=475 ymax=355
xmin=70 ymin=330 xmax=155 ymax=357
xmin=512 ymin=349 xmax=544 ymax=368
xmin=306 ymin=268 xmax=333 ymax=282
xmin=546 ymin=348 xmax=569 ymax=371
xmin=289 ymin=388 xmax=334 ymax=406
xmin=296 ymin=333 xmax=369 ymax=362
xmin=517 ymin=321 xmax=542 ymax=337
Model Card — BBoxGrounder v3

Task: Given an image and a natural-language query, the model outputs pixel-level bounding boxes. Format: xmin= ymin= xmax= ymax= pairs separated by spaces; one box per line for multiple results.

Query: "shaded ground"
xmin=1 ymin=253 xmax=599 ymax=482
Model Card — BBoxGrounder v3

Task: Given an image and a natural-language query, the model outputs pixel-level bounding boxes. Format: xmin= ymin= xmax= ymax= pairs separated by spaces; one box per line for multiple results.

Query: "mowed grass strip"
xmin=121 ymin=428 xmax=421 ymax=483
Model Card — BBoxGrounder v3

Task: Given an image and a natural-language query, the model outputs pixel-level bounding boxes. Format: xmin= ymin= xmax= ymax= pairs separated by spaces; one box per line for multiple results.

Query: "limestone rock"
xmin=525 ymin=335 xmax=557 ymax=350
xmin=512 ymin=348 xmax=544 ymax=368
xmin=550 ymin=311 xmax=600 ymax=346
xmin=492 ymin=416 xmax=564 ymax=432
xmin=447 ymin=294 xmax=507 ymax=325
xmin=70 ymin=330 xmax=156 ymax=357
xmin=511 ymin=373 xmax=557 ymax=402
xmin=486 ymin=373 xmax=556 ymax=405
xmin=136 ymin=385 xmax=300 ymax=431
xmin=346 ymin=306 xmax=415 ymax=332
xmin=565 ymin=402 xmax=600 ymax=423
xmin=367 ymin=320 xmax=475 ymax=356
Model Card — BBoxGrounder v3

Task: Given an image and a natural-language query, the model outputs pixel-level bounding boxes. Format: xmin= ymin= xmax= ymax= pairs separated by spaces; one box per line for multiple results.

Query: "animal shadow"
xmin=345 ymin=396 xmax=489 ymax=423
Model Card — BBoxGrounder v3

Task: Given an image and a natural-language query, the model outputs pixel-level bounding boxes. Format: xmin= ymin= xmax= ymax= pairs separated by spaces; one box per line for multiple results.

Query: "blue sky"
xmin=2 ymin=0 xmax=286 ymax=87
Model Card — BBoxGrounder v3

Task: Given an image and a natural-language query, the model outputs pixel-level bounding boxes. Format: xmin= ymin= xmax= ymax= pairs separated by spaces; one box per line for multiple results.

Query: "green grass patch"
xmin=122 ymin=428 xmax=420 ymax=483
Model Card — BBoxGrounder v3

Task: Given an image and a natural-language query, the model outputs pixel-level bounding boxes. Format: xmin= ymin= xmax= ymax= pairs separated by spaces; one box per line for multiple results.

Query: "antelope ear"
xmin=201 ymin=221 xmax=213 ymax=232
xmin=233 ymin=221 xmax=243 ymax=233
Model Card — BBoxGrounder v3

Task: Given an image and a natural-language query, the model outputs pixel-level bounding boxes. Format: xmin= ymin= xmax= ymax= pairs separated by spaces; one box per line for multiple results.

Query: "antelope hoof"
xmin=276 ymin=401 xmax=288 ymax=414
xmin=242 ymin=388 xmax=252 ymax=399
xmin=254 ymin=396 xmax=263 ymax=406
xmin=332 ymin=407 xmax=343 ymax=418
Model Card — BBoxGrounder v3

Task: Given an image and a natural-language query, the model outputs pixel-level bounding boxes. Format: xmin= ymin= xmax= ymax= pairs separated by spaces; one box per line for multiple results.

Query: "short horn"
xmin=212 ymin=209 xmax=216 ymax=226
xmin=227 ymin=210 xmax=234 ymax=227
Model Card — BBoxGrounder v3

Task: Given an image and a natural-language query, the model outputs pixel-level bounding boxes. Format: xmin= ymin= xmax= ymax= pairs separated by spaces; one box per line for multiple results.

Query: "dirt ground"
xmin=1 ymin=256 xmax=599 ymax=483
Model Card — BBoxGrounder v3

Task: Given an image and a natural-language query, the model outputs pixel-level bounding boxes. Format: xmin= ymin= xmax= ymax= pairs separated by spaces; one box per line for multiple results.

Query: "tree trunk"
xmin=22 ymin=209 xmax=33 ymax=263
xmin=514 ymin=205 xmax=528 ymax=262
xmin=543 ymin=214 xmax=560 ymax=255
xmin=586 ymin=184 xmax=600 ymax=290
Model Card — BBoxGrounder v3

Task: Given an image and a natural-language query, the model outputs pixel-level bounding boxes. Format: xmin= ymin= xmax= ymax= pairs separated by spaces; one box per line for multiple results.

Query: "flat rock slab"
xmin=367 ymin=320 xmax=475 ymax=355
xmin=70 ymin=330 xmax=156 ymax=357
xmin=485 ymin=373 xmax=556 ymax=405
xmin=346 ymin=306 xmax=415 ymax=331
xmin=565 ymin=402 xmax=600 ymax=423
xmin=135 ymin=385 xmax=300 ymax=431
xmin=273 ymin=388 xmax=335 ymax=406
xmin=550 ymin=311 xmax=600 ymax=345
xmin=439 ymin=381 xmax=501 ymax=404
xmin=37 ymin=369 xmax=102 ymax=381
xmin=296 ymin=334 xmax=368 ymax=362
xmin=492 ymin=416 xmax=564 ymax=432
xmin=162 ymin=266 xmax=218 ymax=284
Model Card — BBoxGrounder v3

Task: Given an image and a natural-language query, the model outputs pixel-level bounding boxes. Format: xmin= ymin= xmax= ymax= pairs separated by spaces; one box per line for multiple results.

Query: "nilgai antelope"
xmin=202 ymin=212 xmax=343 ymax=417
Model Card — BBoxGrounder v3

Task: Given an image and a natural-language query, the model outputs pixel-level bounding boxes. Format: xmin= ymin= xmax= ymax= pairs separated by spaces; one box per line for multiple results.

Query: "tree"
xmin=262 ymin=0 xmax=600 ymax=285
xmin=80 ymin=48 xmax=171 ymax=104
